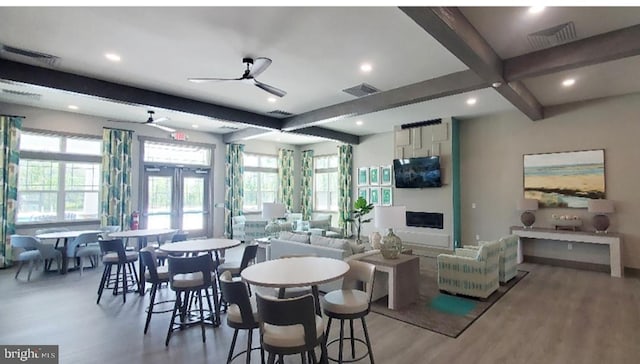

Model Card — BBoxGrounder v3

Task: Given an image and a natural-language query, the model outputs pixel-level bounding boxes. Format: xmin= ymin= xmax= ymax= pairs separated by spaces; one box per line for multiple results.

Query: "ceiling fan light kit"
xmin=188 ymin=56 xmax=287 ymax=97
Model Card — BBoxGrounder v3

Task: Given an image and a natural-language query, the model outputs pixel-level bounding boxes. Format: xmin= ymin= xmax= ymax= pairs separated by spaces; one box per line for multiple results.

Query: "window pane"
xmin=244 ymin=191 xmax=258 ymax=211
xmin=148 ymin=214 xmax=171 ymax=229
xmin=244 ymin=154 xmax=259 ymax=167
xmin=20 ymin=133 xmax=61 ymax=152
xmin=262 ymin=191 xmax=276 ymax=204
xmin=315 ymin=192 xmax=328 ymax=210
xmin=183 ymin=177 xmax=204 ymax=212
xmin=148 ymin=176 xmax=172 ymax=213
xmin=16 ymin=192 xmax=58 ymax=223
xmin=328 ymin=155 xmax=339 ymax=168
xmin=262 ymin=173 xmax=278 ymax=191
xmin=182 ymin=212 xmax=204 ymax=230
xmin=261 ymin=155 xmax=277 ymax=168
xmin=315 ymin=157 xmax=327 ymax=169
xmin=18 ymin=160 xmax=59 ymax=191
xmin=65 ymin=191 xmax=99 ymax=220
xmin=66 ymin=138 xmax=102 ymax=155
xmin=144 ymin=141 xmax=210 ymax=165
xmin=244 ymin=172 xmax=258 ymax=193
xmin=315 ymin=174 xmax=328 ymax=191
xmin=65 ymin=163 xmax=100 ymax=191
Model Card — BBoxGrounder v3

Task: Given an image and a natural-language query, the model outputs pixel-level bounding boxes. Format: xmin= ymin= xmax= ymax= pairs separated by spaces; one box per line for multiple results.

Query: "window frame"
xmin=313 ymin=154 xmax=339 ymax=213
xmin=242 ymin=152 xmax=278 ymax=214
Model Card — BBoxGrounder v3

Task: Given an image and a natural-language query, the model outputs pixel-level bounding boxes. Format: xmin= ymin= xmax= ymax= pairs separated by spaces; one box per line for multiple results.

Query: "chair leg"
xmin=227 ymin=329 xmax=239 ymax=364
xmin=14 ymin=261 xmax=23 ymax=279
xmin=246 ymin=329 xmax=253 ymax=364
xmin=27 ymin=260 xmax=35 ymax=281
xmin=166 ymin=292 xmax=182 ymax=346
xmin=198 ymin=290 xmax=206 ymax=343
xmin=80 ymin=257 xmax=84 ymax=277
xmin=144 ymin=283 xmax=158 ymax=334
xmin=97 ymin=264 xmax=111 ymax=304
xmin=350 ymin=318 xmax=355 ymax=358
xmin=310 ymin=349 xmax=318 ymax=364
xmin=122 ymin=263 xmax=127 ymax=303
xmin=361 ymin=317 xmax=375 ymax=364
xmin=267 ymin=353 xmax=275 ymax=364
xmin=114 ymin=264 xmax=121 ymax=296
xmin=339 ymin=319 xmax=345 ymax=364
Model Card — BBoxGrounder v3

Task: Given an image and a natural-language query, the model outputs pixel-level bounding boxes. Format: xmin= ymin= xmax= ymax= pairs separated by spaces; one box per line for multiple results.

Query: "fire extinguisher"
xmin=131 ymin=211 xmax=140 ymax=230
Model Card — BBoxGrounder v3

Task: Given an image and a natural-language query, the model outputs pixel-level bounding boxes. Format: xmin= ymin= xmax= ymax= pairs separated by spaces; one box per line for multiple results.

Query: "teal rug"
xmin=370 ymin=255 xmax=528 ymax=338
xmin=430 ymin=293 xmax=477 ymax=316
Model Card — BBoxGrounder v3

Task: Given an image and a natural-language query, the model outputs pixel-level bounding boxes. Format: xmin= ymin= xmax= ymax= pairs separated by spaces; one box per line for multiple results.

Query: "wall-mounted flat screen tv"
xmin=393 ymin=156 xmax=442 ymax=188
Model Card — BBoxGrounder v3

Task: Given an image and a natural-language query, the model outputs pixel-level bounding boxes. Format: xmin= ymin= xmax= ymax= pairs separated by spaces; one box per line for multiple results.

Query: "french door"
xmin=143 ymin=166 xmax=210 ymax=237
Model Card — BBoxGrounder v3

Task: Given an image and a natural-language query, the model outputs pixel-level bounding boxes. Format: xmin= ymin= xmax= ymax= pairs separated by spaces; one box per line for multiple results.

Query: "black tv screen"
xmin=393 ymin=156 xmax=442 ymax=188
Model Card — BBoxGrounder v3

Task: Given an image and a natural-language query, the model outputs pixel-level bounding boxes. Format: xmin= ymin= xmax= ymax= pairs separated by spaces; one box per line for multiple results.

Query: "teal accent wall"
xmin=452 ymin=117 xmax=461 ymax=248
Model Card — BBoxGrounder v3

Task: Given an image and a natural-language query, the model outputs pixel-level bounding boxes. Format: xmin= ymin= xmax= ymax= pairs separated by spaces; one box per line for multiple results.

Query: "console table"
xmin=510 ymin=226 xmax=623 ymax=278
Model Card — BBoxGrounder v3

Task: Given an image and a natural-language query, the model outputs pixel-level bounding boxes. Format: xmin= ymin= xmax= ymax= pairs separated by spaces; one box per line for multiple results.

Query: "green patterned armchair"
xmin=462 ymin=235 xmax=519 ymax=283
xmin=437 ymin=239 xmax=501 ymax=299
xmin=232 ymin=215 xmax=269 ymax=243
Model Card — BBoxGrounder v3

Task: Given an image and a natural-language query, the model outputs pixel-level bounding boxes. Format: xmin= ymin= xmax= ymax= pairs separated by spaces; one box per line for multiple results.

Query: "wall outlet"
xmin=475 ymin=234 xmax=480 ymax=240
xmin=568 ymin=243 xmax=573 ymax=250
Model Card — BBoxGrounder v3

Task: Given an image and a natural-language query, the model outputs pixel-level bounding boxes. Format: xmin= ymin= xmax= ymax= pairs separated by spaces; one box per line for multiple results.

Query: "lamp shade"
xmin=588 ymin=199 xmax=614 ymax=214
xmin=262 ymin=202 xmax=286 ymax=220
xmin=374 ymin=206 xmax=406 ymax=229
xmin=517 ymin=198 xmax=538 ymax=212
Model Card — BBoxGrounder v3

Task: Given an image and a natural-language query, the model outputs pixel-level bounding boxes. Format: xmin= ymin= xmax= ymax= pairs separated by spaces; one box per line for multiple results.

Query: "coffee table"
xmin=356 ymin=253 xmax=419 ymax=310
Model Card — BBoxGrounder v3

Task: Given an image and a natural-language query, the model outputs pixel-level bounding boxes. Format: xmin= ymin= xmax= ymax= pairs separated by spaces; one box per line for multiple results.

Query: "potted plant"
xmin=345 ymin=196 xmax=374 ymax=244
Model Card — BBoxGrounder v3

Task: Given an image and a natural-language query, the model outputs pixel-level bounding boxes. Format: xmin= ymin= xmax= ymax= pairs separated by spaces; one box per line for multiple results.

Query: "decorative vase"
xmin=380 ymin=228 xmax=402 ymax=259
xmin=369 ymin=231 xmax=382 ymax=250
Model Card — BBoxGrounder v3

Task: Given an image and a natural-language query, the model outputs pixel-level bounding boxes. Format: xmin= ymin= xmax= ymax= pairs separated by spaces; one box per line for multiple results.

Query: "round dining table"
xmin=35 ymin=229 xmax=103 ymax=274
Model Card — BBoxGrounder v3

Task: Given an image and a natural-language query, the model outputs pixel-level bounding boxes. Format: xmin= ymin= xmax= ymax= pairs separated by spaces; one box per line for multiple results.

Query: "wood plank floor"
xmin=1 ymin=246 xmax=639 ymax=364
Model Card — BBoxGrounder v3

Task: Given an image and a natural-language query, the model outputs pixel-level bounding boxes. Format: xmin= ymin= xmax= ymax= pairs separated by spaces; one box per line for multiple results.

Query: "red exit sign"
xmin=171 ymin=132 xmax=188 ymax=141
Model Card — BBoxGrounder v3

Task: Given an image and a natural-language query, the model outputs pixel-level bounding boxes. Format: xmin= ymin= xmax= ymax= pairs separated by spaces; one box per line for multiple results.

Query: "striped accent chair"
xmin=437 ymin=239 xmax=501 ymax=299
xmin=463 ymin=235 xmax=519 ymax=284
xmin=232 ymin=216 xmax=269 ymax=243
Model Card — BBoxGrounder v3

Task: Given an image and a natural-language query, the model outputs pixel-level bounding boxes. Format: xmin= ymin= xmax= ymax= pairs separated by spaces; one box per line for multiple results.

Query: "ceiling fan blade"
xmin=188 ymin=77 xmax=243 ymax=83
xmin=151 ymin=116 xmax=170 ymax=124
xmin=149 ymin=123 xmax=176 ymax=133
xmin=253 ymin=79 xmax=286 ymax=97
xmin=248 ymin=57 xmax=272 ymax=78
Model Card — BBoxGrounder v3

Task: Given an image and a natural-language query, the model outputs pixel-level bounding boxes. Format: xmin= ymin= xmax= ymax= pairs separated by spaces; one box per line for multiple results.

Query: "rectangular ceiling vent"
xmin=527 ymin=21 xmax=577 ymax=50
xmin=268 ymin=110 xmax=294 ymax=117
xmin=216 ymin=126 xmax=240 ymax=133
xmin=2 ymin=89 xmax=42 ymax=99
xmin=1 ymin=45 xmax=60 ymax=67
xmin=342 ymin=83 xmax=380 ymax=98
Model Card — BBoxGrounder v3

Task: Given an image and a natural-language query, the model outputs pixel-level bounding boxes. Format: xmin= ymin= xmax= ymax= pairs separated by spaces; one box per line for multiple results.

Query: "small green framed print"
xmin=369 ymin=187 xmax=381 ymax=206
xmin=357 ymin=167 xmax=368 ymax=186
xmin=381 ymin=187 xmax=393 ymax=206
xmin=369 ymin=166 xmax=380 ymax=185
xmin=357 ymin=187 xmax=368 ymax=201
xmin=381 ymin=165 xmax=392 ymax=186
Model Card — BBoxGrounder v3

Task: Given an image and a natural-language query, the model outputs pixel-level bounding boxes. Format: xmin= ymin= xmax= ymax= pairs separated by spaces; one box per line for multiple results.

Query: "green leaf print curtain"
xmin=225 ymin=144 xmax=244 ymax=238
xmin=277 ymin=148 xmax=294 ymax=212
xmin=338 ymin=144 xmax=353 ymax=238
xmin=0 ymin=115 xmax=22 ymax=267
xmin=301 ymin=150 xmax=314 ymax=221
xmin=100 ymin=128 xmax=133 ymax=230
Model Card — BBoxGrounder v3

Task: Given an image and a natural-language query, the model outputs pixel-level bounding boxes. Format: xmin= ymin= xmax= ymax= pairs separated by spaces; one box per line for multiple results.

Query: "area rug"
xmin=370 ymin=255 xmax=528 ymax=338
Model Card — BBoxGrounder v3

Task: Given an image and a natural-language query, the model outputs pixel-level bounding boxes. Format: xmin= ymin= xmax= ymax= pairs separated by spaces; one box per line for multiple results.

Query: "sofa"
xmin=437 ymin=239 xmax=501 ymax=299
xmin=268 ymin=231 xmax=383 ymax=293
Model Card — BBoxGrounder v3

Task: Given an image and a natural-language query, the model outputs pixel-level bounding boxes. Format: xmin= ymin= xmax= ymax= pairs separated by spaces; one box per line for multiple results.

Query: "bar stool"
xmin=165 ymin=254 xmax=217 ymax=346
xmin=321 ymin=260 xmax=376 ymax=363
xmin=219 ymin=270 xmax=264 ymax=364
xmin=139 ymin=247 xmax=173 ymax=334
xmin=97 ymin=239 xmax=139 ymax=304
xmin=256 ymin=292 xmax=326 ymax=364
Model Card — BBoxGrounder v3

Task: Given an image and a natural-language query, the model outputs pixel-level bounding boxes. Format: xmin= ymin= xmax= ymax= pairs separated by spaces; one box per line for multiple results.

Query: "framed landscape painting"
xmin=381 ymin=165 xmax=392 ymax=185
xmin=369 ymin=187 xmax=381 ymax=206
xmin=357 ymin=167 xmax=368 ymax=186
xmin=523 ymin=149 xmax=605 ymax=208
xmin=369 ymin=166 xmax=380 ymax=185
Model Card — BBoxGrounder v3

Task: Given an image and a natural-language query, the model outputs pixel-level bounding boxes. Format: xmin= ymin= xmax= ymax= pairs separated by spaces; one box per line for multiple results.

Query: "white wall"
xmin=2 ymin=102 xmax=227 ymax=238
xmin=460 ymin=93 xmax=640 ymax=268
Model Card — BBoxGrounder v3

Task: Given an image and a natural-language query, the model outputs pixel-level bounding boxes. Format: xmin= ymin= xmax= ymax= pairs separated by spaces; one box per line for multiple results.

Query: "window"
xmin=314 ymin=155 xmax=339 ymax=212
xmin=17 ymin=131 xmax=102 ymax=224
xmin=243 ymin=153 xmax=278 ymax=212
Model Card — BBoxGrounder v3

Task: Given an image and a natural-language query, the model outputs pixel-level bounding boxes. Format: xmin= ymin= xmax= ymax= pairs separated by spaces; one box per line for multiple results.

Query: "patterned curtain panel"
xmin=0 ymin=115 xmax=22 ymax=267
xmin=338 ymin=144 xmax=353 ymax=238
xmin=225 ymin=144 xmax=244 ymax=238
xmin=277 ymin=148 xmax=294 ymax=212
xmin=300 ymin=150 xmax=314 ymax=221
xmin=100 ymin=128 xmax=133 ymax=230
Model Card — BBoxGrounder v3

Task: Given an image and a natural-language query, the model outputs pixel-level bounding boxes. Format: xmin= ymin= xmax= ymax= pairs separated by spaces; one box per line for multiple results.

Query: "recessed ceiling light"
xmin=67 ymin=105 xmax=78 ymax=110
xmin=105 ymin=53 xmax=121 ymax=62
xmin=528 ymin=6 xmax=545 ymax=14
xmin=360 ymin=63 xmax=372 ymax=73
xmin=466 ymin=98 xmax=477 ymax=105
xmin=562 ymin=78 xmax=576 ymax=87
xmin=267 ymin=97 xmax=277 ymax=103
xmin=356 ymin=120 xmax=364 ymax=126
xmin=192 ymin=124 xmax=199 ymax=129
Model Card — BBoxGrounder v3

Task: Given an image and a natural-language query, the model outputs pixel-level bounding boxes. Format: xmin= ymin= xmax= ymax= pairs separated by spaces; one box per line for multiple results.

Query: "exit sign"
xmin=171 ymin=132 xmax=188 ymax=141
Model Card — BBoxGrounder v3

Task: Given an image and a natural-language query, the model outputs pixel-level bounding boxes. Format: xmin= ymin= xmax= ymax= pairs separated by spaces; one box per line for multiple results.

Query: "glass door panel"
xmin=146 ymin=175 xmax=173 ymax=229
xmin=182 ymin=176 xmax=205 ymax=231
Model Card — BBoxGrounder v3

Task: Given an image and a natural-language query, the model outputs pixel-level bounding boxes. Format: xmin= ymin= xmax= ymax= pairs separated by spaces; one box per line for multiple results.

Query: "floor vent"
xmin=342 ymin=83 xmax=380 ymax=97
xmin=1 ymin=45 xmax=60 ymax=67
xmin=2 ymin=88 xmax=42 ymax=99
xmin=268 ymin=110 xmax=293 ymax=117
xmin=527 ymin=21 xmax=577 ymax=50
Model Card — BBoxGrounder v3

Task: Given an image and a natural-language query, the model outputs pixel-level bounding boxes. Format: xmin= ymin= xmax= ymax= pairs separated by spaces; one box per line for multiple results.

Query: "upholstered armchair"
xmin=437 ymin=239 xmax=501 ymax=299
xmin=463 ymin=235 xmax=519 ymax=283
xmin=231 ymin=215 xmax=268 ymax=242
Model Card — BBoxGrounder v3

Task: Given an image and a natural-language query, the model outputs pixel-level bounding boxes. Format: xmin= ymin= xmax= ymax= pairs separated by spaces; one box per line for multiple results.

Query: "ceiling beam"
xmin=293 ymin=126 xmax=360 ymax=145
xmin=282 ymin=69 xmax=487 ymax=131
xmin=223 ymin=127 xmax=273 ymax=143
xmin=504 ymin=24 xmax=640 ymax=81
xmin=0 ymin=58 xmax=282 ymax=130
xmin=400 ymin=6 xmax=543 ymax=121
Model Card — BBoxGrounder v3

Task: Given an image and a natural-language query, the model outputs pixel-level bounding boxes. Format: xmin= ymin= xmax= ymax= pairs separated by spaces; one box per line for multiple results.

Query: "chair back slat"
xmin=99 ymin=239 xmax=126 ymax=262
xmin=171 ymin=232 xmax=188 ymax=243
xmin=256 ymin=293 xmax=320 ymax=348
xmin=219 ymin=271 xmax=257 ymax=325
xmin=167 ymin=254 xmax=213 ymax=288
xmin=239 ymin=244 xmax=259 ymax=270
xmin=342 ymin=260 xmax=376 ymax=303
xmin=139 ymin=246 xmax=159 ymax=281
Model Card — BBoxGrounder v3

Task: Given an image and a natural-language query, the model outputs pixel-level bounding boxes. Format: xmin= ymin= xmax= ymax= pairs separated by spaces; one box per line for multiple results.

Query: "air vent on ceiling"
xmin=1 ymin=45 xmax=60 ymax=67
xmin=216 ymin=126 xmax=241 ymax=133
xmin=401 ymin=118 xmax=442 ymax=129
xmin=527 ymin=21 xmax=577 ymax=50
xmin=342 ymin=83 xmax=380 ymax=98
xmin=0 ymin=79 xmax=17 ymax=86
xmin=2 ymin=89 xmax=42 ymax=99
xmin=268 ymin=110 xmax=294 ymax=117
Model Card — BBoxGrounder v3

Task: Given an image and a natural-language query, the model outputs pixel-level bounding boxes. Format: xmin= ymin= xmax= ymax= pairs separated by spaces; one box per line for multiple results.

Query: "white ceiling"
xmin=0 ymin=7 xmax=639 ymax=144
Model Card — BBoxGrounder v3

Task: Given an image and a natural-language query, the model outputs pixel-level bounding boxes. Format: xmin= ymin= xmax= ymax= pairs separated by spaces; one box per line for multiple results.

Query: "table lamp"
xmin=262 ymin=202 xmax=286 ymax=238
xmin=588 ymin=199 xmax=614 ymax=233
xmin=374 ymin=206 xmax=406 ymax=259
xmin=517 ymin=198 xmax=538 ymax=228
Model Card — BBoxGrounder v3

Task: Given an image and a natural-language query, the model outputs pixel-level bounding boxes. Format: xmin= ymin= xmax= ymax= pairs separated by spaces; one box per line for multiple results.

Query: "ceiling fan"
xmin=109 ymin=110 xmax=175 ymax=132
xmin=188 ymin=57 xmax=287 ymax=98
